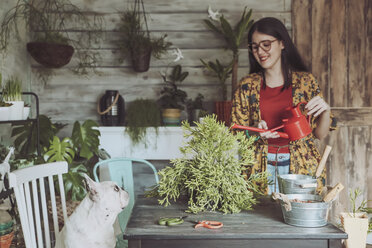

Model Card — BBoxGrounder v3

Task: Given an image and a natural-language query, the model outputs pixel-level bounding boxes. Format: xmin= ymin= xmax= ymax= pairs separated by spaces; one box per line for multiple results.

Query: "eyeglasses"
xmin=247 ymin=39 xmax=278 ymax=53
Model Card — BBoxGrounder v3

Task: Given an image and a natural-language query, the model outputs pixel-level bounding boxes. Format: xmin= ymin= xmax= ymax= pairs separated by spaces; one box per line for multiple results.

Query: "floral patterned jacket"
xmin=231 ymin=71 xmax=337 ymax=192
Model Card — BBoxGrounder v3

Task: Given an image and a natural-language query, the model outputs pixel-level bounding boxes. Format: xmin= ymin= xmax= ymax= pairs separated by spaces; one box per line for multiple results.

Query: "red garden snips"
xmin=194 ymin=220 xmax=223 ymax=229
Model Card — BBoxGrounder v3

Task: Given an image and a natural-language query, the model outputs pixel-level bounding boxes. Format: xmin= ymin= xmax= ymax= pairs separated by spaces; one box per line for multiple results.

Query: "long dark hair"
xmin=247 ymin=17 xmax=308 ymax=89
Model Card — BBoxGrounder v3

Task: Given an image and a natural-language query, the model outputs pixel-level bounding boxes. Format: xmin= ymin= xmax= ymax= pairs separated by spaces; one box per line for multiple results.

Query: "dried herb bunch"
xmin=0 ymin=0 xmax=104 ymax=74
xmin=149 ymin=115 xmax=268 ymax=214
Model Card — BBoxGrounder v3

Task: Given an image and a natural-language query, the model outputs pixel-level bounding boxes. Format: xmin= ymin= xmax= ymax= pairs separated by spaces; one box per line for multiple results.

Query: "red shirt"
xmin=260 ymin=82 xmax=292 ymax=153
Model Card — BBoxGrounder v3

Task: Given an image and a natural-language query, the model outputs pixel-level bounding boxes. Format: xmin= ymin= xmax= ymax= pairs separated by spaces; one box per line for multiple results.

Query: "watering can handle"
xmin=297 ymin=102 xmax=311 ymax=124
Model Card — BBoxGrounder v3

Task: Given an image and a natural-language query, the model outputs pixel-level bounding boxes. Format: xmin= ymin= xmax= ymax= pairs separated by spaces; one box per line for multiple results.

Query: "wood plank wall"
xmin=26 ymin=0 xmax=291 ymax=124
xmin=292 ymin=0 xmax=372 ymax=222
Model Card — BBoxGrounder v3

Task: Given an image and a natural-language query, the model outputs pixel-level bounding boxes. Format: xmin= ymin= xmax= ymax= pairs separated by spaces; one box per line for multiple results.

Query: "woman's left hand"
xmin=305 ymin=96 xmax=330 ymax=117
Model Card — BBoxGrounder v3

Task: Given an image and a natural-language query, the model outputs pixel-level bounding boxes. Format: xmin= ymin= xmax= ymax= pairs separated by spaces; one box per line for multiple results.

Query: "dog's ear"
xmin=82 ymin=174 xmax=99 ymax=201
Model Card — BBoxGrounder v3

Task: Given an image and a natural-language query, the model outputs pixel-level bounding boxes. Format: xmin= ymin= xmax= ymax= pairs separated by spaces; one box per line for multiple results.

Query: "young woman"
xmin=231 ymin=17 xmax=336 ymax=194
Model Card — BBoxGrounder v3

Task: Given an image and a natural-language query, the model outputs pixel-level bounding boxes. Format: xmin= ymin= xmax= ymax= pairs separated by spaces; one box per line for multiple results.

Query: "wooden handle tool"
xmin=323 ymin=182 xmax=344 ymax=202
xmin=315 ymin=145 xmax=332 ymax=178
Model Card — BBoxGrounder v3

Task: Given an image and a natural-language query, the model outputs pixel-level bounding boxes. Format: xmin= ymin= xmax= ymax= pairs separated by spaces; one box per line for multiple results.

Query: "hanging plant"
xmin=0 ymin=0 xmax=104 ymax=75
xmin=116 ymin=0 xmax=171 ymax=72
xmin=125 ymin=99 xmax=162 ymax=145
xmin=147 ymin=115 xmax=269 ymax=214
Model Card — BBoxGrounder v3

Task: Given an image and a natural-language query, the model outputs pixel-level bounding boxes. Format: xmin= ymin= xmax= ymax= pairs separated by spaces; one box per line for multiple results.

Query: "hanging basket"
xmin=131 ymin=47 xmax=152 ymax=72
xmin=27 ymin=42 xmax=74 ymax=68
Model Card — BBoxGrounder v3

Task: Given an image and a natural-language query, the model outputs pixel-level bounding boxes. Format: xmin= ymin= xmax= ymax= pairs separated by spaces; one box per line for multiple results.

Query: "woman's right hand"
xmin=258 ymin=120 xmax=280 ymax=139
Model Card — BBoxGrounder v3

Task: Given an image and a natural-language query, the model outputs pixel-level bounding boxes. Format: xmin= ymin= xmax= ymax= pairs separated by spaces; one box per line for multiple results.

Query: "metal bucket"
xmin=278 ymin=174 xmax=317 ymax=194
xmin=279 ymin=194 xmax=329 ymax=227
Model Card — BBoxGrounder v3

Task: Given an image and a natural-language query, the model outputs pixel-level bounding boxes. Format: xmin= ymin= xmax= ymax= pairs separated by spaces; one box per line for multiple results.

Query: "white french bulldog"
xmin=55 ymin=175 xmax=129 ymax=248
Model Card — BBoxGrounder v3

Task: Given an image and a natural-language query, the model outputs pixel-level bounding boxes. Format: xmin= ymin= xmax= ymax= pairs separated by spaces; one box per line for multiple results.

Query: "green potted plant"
xmin=200 ymin=59 xmax=233 ymax=125
xmin=186 ymin=93 xmax=206 ymax=123
xmin=158 ymin=64 xmax=188 ymax=126
xmin=340 ymin=188 xmax=372 ymax=248
xmin=117 ymin=0 xmax=172 ymax=72
xmin=147 ymin=115 xmax=268 ymax=213
xmin=204 ymin=6 xmax=254 ymax=99
xmin=0 ymin=73 xmax=12 ymax=121
xmin=0 ymin=0 xmax=103 ymax=72
xmin=2 ymin=76 xmax=23 ymax=121
xmin=125 ymin=99 xmax=162 ymax=145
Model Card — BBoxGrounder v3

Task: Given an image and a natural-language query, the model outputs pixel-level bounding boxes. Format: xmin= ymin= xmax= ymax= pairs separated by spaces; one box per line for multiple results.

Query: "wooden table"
xmin=124 ymin=196 xmax=347 ymax=248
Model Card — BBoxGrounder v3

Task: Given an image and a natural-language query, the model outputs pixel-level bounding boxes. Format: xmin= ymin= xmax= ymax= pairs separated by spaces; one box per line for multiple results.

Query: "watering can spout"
xmin=231 ymin=102 xmax=313 ymax=141
xmin=230 ymin=124 xmax=289 ymax=139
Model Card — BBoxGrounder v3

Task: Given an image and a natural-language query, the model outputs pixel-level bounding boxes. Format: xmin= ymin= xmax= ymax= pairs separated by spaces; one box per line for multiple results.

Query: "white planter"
xmin=7 ymin=100 xmax=24 ymax=120
xmin=23 ymin=106 xmax=31 ymax=119
xmin=340 ymin=212 xmax=369 ymax=248
xmin=0 ymin=107 xmax=10 ymax=121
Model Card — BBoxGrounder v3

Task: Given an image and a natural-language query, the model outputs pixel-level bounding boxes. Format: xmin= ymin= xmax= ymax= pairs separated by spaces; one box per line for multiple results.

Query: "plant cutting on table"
xmin=147 ymin=115 xmax=268 ymax=214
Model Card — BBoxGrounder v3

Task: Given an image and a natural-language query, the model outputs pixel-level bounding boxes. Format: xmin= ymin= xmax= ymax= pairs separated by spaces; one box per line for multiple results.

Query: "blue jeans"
xmin=267 ymin=153 xmax=290 ymax=194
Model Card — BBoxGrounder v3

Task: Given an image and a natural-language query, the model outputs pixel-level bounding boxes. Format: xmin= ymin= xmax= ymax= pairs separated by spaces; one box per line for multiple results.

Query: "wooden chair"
xmin=9 ymin=161 xmax=68 ymax=248
xmin=93 ymin=158 xmax=159 ymax=247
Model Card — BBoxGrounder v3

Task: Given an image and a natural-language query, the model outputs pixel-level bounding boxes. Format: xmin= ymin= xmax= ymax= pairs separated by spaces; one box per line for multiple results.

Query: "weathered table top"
xmin=124 ymin=196 xmax=347 ymax=241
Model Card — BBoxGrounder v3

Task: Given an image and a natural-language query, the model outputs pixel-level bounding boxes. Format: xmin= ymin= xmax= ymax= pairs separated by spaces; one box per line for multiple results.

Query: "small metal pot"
xmin=277 ymin=174 xmax=317 ymax=194
xmin=279 ymin=194 xmax=329 ymax=227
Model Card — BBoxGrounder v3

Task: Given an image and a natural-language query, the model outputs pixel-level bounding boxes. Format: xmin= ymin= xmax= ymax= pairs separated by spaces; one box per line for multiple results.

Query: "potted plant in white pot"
xmin=0 ymin=73 xmax=12 ymax=121
xmin=2 ymin=76 xmax=23 ymax=121
xmin=158 ymin=64 xmax=188 ymax=126
xmin=340 ymin=188 xmax=372 ymax=248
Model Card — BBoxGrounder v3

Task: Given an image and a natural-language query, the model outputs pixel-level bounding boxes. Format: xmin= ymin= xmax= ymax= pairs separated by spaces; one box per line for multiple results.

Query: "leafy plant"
xmin=349 ymin=188 xmax=372 ymax=216
xmin=11 ymin=115 xmax=65 ymax=157
xmin=148 ymin=115 xmax=268 ymax=214
xmin=125 ymin=99 xmax=162 ymax=145
xmin=2 ymin=76 xmax=22 ymax=101
xmin=44 ymin=136 xmax=75 ymax=164
xmin=200 ymin=59 xmax=232 ymax=101
xmin=204 ymin=7 xmax=253 ymax=99
xmin=71 ymin=120 xmax=101 ymax=160
xmin=158 ymin=65 xmax=188 ymax=110
xmin=187 ymin=93 xmax=205 ymax=111
xmin=11 ymin=116 xmax=101 ymax=201
xmin=347 ymin=188 xmax=372 ymax=233
xmin=116 ymin=0 xmax=171 ymax=70
xmin=0 ymin=0 xmax=103 ymax=74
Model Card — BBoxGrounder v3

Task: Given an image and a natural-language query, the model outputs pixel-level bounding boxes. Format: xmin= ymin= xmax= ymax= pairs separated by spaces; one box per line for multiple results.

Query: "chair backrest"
xmin=9 ymin=161 xmax=68 ymax=248
xmin=93 ymin=158 xmax=159 ymax=232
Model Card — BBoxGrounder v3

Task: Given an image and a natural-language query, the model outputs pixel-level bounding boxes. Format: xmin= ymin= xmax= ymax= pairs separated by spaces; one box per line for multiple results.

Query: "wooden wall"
xmin=25 ymin=0 xmax=292 ymax=125
xmin=292 ymin=0 xmax=372 ymax=222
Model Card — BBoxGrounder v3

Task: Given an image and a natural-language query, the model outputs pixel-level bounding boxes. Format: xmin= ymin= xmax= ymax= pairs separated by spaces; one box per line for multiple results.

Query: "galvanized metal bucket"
xmin=277 ymin=174 xmax=317 ymax=194
xmin=279 ymin=194 xmax=329 ymax=227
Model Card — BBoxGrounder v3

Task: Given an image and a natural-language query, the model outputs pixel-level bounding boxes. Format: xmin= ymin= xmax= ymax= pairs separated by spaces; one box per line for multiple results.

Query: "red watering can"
xmin=231 ymin=102 xmax=312 ymax=141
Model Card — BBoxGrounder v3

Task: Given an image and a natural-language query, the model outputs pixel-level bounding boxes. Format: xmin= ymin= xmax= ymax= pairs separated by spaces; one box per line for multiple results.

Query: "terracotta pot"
xmin=162 ymin=108 xmax=181 ymax=126
xmin=340 ymin=212 xmax=369 ymax=248
xmin=0 ymin=231 xmax=14 ymax=248
xmin=214 ymin=101 xmax=232 ymax=126
xmin=27 ymin=42 xmax=74 ymax=68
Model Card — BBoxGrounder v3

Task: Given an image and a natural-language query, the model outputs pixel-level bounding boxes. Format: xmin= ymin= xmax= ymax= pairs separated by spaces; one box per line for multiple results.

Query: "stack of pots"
xmin=277 ymin=146 xmax=333 ymax=228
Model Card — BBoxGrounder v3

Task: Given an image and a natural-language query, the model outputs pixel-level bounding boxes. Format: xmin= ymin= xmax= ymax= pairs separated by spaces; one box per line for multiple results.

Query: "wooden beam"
xmin=331 ymin=108 xmax=372 ymax=126
xmin=292 ymin=0 xmax=312 ymax=70
xmin=330 ymin=0 xmax=347 ymax=107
